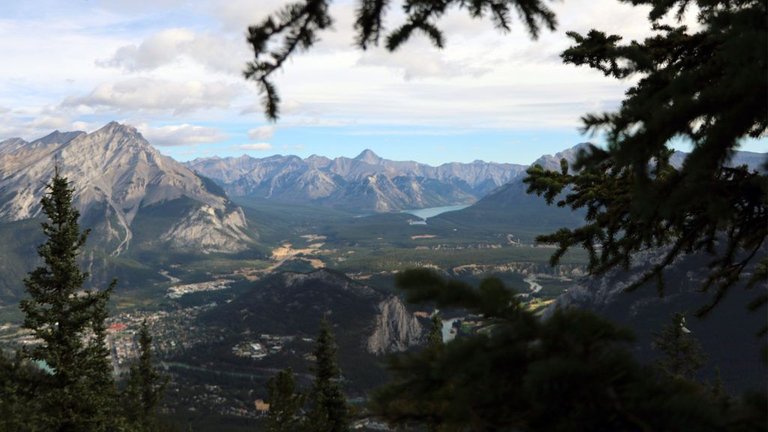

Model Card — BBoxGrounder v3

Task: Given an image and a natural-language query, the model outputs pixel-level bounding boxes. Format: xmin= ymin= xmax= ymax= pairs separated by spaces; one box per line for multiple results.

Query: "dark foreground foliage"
xmin=265 ymin=318 xmax=351 ymax=432
xmin=370 ymin=269 xmax=767 ymax=431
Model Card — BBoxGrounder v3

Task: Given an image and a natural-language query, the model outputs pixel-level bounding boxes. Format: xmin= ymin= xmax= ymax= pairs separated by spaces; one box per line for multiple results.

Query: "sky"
xmin=0 ymin=0 xmax=763 ymax=166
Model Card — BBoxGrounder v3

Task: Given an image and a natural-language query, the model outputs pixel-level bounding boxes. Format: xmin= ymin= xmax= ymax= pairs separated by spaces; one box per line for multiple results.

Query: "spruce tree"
xmin=19 ymin=167 xmax=117 ymax=432
xmin=265 ymin=368 xmax=304 ymax=432
xmin=122 ymin=320 xmax=167 ymax=432
xmin=426 ymin=313 xmax=443 ymax=432
xmin=653 ymin=312 xmax=706 ymax=380
xmin=428 ymin=313 xmax=442 ymax=350
xmin=306 ymin=317 xmax=349 ymax=432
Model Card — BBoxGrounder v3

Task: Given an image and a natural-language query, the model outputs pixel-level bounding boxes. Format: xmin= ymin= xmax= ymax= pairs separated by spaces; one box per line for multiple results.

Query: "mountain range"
xmin=0 ymin=122 xmax=764 ymax=300
xmin=186 ymin=150 xmax=528 ymax=212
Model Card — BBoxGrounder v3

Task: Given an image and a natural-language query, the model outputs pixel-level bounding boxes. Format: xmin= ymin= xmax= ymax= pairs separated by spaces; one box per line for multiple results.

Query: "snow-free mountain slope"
xmin=0 ymin=122 xmax=253 ymax=255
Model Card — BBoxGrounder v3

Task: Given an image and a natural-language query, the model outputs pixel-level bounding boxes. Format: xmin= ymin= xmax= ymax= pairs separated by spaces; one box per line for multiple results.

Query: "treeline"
xmin=0 ymin=170 xmax=167 ymax=432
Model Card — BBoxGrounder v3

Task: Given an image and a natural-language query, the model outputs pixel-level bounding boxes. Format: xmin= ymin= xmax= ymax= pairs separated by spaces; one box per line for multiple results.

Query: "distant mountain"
xmin=0 ymin=122 xmax=253 ymax=255
xmin=528 ymin=142 xmax=591 ymax=171
xmin=186 ymin=150 xmax=528 ymax=212
xmin=431 ymin=143 xmax=766 ymax=242
xmin=430 ymin=144 xmax=589 ymax=241
xmin=0 ymin=122 xmax=256 ymax=299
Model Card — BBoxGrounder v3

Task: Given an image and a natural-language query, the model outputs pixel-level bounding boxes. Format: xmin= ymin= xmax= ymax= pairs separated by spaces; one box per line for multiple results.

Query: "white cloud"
xmin=138 ymin=123 xmax=228 ymax=146
xmin=0 ymin=108 xmax=88 ymax=140
xmin=209 ymin=0 xmax=294 ymax=31
xmin=239 ymin=143 xmax=273 ymax=151
xmin=0 ymin=0 xmax=727 ymax=156
xmin=62 ymin=79 xmax=241 ymax=114
xmin=27 ymin=114 xmax=73 ymax=131
xmin=358 ymin=42 xmax=491 ymax=80
xmin=248 ymin=125 xmax=274 ymax=141
xmin=97 ymin=28 xmax=248 ymax=74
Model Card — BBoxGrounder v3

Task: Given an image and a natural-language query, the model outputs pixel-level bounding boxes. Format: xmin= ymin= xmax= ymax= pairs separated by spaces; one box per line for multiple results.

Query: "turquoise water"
xmin=401 ymin=204 xmax=470 ymax=220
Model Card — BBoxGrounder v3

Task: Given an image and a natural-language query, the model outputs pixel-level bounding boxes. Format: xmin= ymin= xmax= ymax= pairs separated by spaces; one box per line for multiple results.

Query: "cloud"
xmin=138 ymin=123 xmax=228 ymax=146
xmin=239 ymin=143 xmax=273 ymax=151
xmin=209 ymin=0 xmax=295 ymax=31
xmin=0 ymin=108 xmax=87 ymax=140
xmin=97 ymin=28 xmax=248 ymax=74
xmin=247 ymin=125 xmax=274 ymax=141
xmin=62 ymin=79 xmax=241 ymax=114
xmin=357 ymin=42 xmax=491 ymax=80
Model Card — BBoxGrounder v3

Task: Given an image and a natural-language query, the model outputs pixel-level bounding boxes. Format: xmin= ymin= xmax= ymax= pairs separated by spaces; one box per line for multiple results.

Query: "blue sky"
xmin=0 ymin=0 xmax=763 ymax=166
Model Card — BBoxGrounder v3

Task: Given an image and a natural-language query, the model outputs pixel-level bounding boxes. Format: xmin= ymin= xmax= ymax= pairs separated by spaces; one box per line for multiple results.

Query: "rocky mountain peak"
xmin=530 ymin=142 xmax=592 ymax=171
xmin=0 ymin=122 xmax=254 ymax=255
xmin=355 ymin=149 xmax=383 ymax=165
xmin=103 ymin=120 xmax=138 ymax=134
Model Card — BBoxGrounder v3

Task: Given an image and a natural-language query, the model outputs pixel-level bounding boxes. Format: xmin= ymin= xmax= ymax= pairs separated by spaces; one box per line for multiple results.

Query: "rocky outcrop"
xmin=367 ymin=296 xmax=424 ymax=355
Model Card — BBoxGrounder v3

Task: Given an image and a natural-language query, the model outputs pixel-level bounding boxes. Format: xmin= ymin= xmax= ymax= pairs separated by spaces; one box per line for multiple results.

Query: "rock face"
xmin=528 ymin=142 xmax=591 ymax=171
xmin=367 ymin=296 xmax=424 ymax=355
xmin=0 ymin=122 xmax=254 ymax=255
xmin=187 ymin=150 xmax=528 ymax=212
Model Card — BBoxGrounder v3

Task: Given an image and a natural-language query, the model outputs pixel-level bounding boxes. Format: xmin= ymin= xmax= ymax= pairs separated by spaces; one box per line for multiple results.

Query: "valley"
xmin=0 ymin=124 xmax=764 ymax=430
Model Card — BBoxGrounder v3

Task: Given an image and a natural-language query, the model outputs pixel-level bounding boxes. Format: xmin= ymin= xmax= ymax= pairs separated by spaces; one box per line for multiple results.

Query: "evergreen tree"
xmin=306 ymin=317 xmax=349 ymax=432
xmin=122 ymin=320 xmax=167 ymax=432
xmin=371 ymin=269 xmax=764 ymax=431
xmin=0 ymin=350 xmax=44 ymax=431
xmin=19 ymin=167 xmax=117 ymax=432
xmin=428 ymin=313 xmax=442 ymax=350
xmin=653 ymin=312 xmax=706 ymax=380
xmin=524 ymin=0 xmax=767 ymax=314
xmin=426 ymin=313 xmax=443 ymax=432
xmin=265 ymin=368 xmax=304 ymax=432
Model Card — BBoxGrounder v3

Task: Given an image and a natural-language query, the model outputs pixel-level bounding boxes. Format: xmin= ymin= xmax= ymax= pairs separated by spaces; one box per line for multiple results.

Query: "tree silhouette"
xmin=122 ymin=320 xmax=167 ymax=432
xmin=265 ymin=368 xmax=305 ymax=432
xmin=653 ymin=312 xmax=706 ymax=380
xmin=19 ymin=167 xmax=117 ymax=431
xmin=524 ymin=0 xmax=767 ymax=314
xmin=306 ymin=317 xmax=350 ymax=432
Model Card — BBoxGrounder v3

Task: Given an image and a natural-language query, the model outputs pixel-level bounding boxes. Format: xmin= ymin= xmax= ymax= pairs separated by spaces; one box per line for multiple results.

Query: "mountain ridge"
xmin=186 ymin=149 xmax=529 ymax=212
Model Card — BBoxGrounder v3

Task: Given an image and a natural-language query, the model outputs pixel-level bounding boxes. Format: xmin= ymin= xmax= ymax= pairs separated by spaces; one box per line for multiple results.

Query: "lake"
xmin=401 ymin=204 xmax=470 ymax=220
